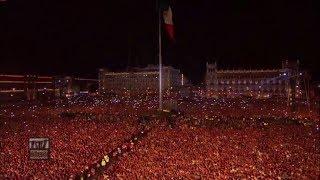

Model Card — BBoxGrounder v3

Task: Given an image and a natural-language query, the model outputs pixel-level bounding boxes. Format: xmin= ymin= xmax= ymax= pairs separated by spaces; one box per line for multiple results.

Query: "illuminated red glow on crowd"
xmin=0 ymin=93 xmax=319 ymax=179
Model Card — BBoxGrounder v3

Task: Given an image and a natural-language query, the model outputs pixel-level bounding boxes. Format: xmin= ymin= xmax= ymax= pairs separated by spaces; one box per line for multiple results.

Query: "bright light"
xmin=181 ymin=74 xmax=184 ymax=86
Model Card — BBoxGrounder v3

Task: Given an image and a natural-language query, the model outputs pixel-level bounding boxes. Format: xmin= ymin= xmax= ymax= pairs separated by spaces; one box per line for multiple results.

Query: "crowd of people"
xmin=111 ymin=118 xmax=319 ymax=179
xmin=0 ymin=94 xmax=319 ymax=179
xmin=0 ymin=97 xmax=143 ymax=179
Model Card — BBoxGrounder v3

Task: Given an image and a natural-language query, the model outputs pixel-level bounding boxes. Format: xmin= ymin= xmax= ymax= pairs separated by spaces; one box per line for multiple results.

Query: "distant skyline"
xmin=0 ymin=0 xmax=319 ymax=83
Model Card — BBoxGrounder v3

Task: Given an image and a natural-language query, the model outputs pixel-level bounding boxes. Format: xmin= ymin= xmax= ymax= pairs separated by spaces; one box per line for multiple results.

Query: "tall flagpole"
xmin=158 ymin=0 xmax=163 ymax=110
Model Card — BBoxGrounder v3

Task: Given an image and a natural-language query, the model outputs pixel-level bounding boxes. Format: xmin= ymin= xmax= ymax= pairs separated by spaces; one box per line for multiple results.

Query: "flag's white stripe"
xmin=163 ymin=6 xmax=173 ymax=25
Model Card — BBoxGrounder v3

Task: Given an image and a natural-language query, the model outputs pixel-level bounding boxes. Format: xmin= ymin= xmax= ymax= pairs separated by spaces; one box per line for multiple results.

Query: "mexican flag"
xmin=161 ymin=0 xmax=175 ymax=41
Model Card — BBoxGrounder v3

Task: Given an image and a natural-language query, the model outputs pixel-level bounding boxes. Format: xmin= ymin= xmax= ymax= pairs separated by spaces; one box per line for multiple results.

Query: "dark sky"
xmin=0 ymin=0 xmax=319 ymax=83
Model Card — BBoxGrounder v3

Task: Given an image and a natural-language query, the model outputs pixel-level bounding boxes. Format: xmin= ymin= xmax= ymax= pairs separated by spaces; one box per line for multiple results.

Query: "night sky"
xmin=0 ymin=0 xmax=319 ymax=83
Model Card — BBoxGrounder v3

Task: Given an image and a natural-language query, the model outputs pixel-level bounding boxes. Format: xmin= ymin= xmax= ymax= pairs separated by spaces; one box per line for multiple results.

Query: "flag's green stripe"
xmin=160 ymin=0 xmax=170 ymax=11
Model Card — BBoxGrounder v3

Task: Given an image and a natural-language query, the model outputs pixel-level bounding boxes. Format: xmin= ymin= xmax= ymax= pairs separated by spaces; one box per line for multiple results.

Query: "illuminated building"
xmin=54 ymin=76 xmax=98 ymax=97
xmin=0 ymin=74 xmax=98 ymax=101
xmin=99 ymin=65 xmax=183 ymax=95
xmin=0 ymin=74 xmax=54 ymax=101
xmin=206 ymin=60 xmax=306 ymax=99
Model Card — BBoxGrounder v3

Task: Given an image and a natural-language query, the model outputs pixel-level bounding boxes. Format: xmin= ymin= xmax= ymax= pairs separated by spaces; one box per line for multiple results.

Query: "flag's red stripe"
xmin=164 ymin=24 xmax=175 ymax=41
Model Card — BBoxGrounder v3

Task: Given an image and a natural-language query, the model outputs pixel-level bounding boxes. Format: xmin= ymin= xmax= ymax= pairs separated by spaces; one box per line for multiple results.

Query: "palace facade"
xmin=206 ymin=60 xmax=305 ymax=98
xmin=99 ymin=65 xmax=183 ymax=95
xmin=0 ymin=74 xmax=54 ymax=101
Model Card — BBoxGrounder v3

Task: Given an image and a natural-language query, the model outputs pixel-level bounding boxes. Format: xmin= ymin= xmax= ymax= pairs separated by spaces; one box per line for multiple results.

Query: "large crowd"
xmin=0 ymin=94 xmax=319 ymax=179
xmin=0 ymin=97 xmax=143 ymax=179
